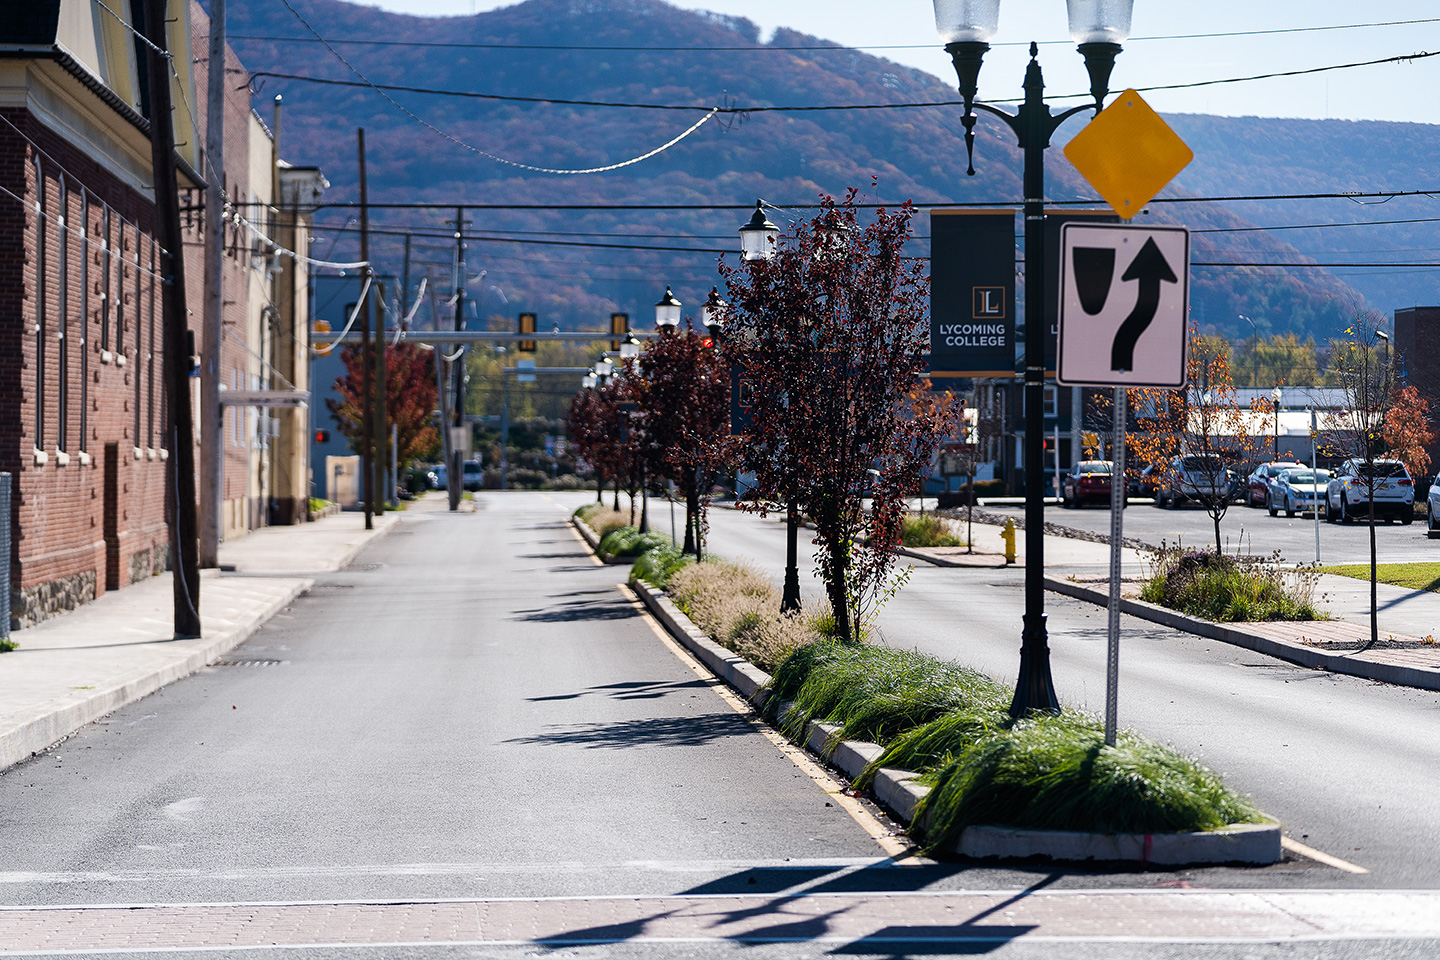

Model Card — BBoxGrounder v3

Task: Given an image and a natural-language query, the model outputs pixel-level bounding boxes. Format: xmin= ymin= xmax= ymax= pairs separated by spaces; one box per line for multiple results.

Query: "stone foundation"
xmin=11 ymin=570 xmax=98 ymax=631
xmin=128 ymin=544 xmax=171 ymax=585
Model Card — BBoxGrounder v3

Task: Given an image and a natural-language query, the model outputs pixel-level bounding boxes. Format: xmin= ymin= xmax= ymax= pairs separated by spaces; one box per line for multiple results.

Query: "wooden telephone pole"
xmin=141 ymin=0 xmax=201 ymax=637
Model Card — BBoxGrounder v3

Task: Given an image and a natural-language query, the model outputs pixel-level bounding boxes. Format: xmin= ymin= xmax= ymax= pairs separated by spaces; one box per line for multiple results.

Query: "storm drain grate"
xmin=211 ymin=658 xmax=286 ymax=668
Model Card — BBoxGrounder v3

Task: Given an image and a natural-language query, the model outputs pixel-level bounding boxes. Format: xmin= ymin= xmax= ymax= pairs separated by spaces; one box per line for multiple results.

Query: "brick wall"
xmin=1394 ymin=306 xmax=1440 ymax=481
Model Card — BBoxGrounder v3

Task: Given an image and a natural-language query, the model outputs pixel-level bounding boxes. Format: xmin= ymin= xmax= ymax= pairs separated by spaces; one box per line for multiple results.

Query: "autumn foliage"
xmin=327 ymin=343 xmax=440 ymax=468
xmin=715 ymin=191 xmax=954 ymax=641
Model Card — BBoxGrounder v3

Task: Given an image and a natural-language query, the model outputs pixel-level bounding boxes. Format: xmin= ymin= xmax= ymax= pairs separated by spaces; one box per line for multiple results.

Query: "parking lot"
xmin=977 ymin=495 xmax=1437 ymax=567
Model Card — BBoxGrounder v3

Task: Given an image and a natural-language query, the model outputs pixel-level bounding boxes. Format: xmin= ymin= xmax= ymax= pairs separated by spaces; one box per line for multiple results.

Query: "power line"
xmin=229 ymin=18 xmax=1440 ymax=54
xmin=247 ymin=47 xmax=1440 ymax=114
xmin=274 ymin=0 xmax=717 ymax=174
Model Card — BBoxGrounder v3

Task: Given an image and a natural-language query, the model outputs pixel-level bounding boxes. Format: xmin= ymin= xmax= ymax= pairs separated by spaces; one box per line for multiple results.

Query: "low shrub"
xmin=630 ymin=543 xmax=693 ymax=589
xmin=597 ymin=526 xmax=669 ymax=559
xmin=1140 ymin=545 xmax=1326 ymax=622
xmin=912 ymin=711 xmax=1262 ymax=851
xmin=767 ymin=641 xmax=1009 ymax=747
xmin=764 ymin=641 xmax=1264 ymax=855
xmin=901 ymin=514 xmax=965 ymax=548
xmin=666 ymin=560 xmax=826 ymax=672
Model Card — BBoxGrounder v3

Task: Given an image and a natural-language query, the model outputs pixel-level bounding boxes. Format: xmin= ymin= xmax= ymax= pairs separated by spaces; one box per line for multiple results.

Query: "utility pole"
xmin=374 ymin=278 xmax=388 ymax=512
xmin=449 ymin=207 xmax=466 ymax=512
xmin=199 ymin=0 xmax=224 ymax=568
xmin=142 ymin=0 xmax=201 ymax=637
xmin=357 ymin=129 xmax=373 ymax=530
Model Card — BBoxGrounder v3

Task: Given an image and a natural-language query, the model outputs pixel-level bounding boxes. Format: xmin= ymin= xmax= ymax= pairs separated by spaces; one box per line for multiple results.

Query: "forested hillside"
xmin=220 ymin=0 xmax=1440 ymax=343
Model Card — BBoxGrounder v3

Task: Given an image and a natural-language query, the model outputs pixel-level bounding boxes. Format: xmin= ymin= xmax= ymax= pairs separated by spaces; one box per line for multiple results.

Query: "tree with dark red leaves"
xmin=566 ymin=377 xmax=628 ymax=510
xmin=635 ymin=321 xmax=730 ymax=558
xmin=716 ymin=190 xmax=954 ymax=642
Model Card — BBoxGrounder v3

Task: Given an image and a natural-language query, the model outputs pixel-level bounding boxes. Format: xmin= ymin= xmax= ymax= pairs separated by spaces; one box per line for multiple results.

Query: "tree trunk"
xmin=1213 ymin=511 xmax=1222 ymax=556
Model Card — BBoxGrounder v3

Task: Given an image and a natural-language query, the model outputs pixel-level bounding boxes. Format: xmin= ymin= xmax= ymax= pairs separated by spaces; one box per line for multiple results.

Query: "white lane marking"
xmin=617 ymin=583 xmax=915 ymax=862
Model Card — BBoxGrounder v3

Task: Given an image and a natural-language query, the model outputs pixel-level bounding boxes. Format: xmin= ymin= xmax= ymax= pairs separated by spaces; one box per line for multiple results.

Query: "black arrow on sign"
xmin=1111 ymin=237 xmax=1178 ymax=372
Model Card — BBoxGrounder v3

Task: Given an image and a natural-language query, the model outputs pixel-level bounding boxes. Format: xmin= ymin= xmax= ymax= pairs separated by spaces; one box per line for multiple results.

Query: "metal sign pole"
xmin=1312 ymin=407 xmax=1321 ymax=563
xmin=1105 ymin=386 xmax=1126 ymax=747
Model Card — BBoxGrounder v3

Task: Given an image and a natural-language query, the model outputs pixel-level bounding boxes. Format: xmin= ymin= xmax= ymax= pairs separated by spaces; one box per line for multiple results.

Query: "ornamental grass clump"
xmin=597 ymin=527 xmax=669 ymax=559
xmin=1140 ymin=544 xmax=1325 ymax=622
xmin=629 ymin=543 xmax=692 ymax=589
xmin=901 ymin=514 xmax=965 ymax=548
xmin=910 ymin=711 xmax=1263 ymax=854
xmin=765 ymin=640 xmax=1009 ymax=746
xmin=665 ymin=560 xmax=825 ymax=672
xmin=574 ymin=503 xmax=630 ymax=538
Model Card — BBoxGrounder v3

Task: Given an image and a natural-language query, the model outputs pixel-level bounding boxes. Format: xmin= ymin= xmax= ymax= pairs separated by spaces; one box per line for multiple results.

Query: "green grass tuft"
xmin=765 ymin=640 xmax=1009 ymax=746
xmin=629 ymin=543 xmax=693 ymax=588
xmin=911 ymin=712 xmax=1263 ymax=853
xmin=901 ymin=514 xmax=965 ymax=548
xmin=597 ymin=526 xmax=670 ymax=559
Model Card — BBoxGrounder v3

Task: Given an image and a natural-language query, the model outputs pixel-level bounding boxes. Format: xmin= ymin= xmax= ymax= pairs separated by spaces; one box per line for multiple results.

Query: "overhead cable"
xmin=274 ymin=0 xmax=716 ymax=174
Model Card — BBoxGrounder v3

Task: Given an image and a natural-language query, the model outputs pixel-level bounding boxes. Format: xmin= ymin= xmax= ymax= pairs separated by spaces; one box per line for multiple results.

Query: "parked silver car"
xmin=1156 ymin=454 xmax=1233 ymax=507
xmin=1325 ymin=458 xmax=1414 ymax=524
xmin=1428 ymin=471 xmax=1440 ymax=538
xmin=1266 ymin=467 xmax=1331 ymax=517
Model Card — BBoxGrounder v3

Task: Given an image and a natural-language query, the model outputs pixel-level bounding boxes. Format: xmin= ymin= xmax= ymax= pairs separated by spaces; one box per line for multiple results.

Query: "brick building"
xmin=1 ymin=1 xmax=322 ymax=628
xmin=1394 ymin=307 xmax=1440 ymax=481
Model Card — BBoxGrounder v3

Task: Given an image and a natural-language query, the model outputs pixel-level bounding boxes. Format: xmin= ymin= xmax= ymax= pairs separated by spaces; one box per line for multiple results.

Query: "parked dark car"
xmin=1061 ymin=460 xmax=1118 ymax=508
xmin=1245 ymin=461 xmax=1304 ymax=507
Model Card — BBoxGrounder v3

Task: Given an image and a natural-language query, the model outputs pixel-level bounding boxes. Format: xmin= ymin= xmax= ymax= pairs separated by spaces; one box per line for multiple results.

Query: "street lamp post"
xmin=1272 ymin=386 xmax=1283 ymax=458
xmin=737 ymin=203 xmax=803 ymax=612
xmin=933 ymin=0 xmax=1134 ymax=717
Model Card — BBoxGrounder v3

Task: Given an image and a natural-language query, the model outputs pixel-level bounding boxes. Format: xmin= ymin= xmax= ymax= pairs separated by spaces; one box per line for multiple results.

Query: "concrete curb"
xmin=571 ymin=517 xmax=631 ymax=565
xmin=629 ymin=578 xmax=1278 ymax=866
xmin=895 ymin=545 xmax=1009 ymax=569
xmin=1046 ymin=576 xmax=1440 ymax=692
xmin=0 ymin=579 xmax=310 ymax=771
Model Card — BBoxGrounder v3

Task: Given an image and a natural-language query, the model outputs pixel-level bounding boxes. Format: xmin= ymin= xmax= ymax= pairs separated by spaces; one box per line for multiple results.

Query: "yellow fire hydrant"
xmin=1000 ymin=518 xmax=1017 ymax=565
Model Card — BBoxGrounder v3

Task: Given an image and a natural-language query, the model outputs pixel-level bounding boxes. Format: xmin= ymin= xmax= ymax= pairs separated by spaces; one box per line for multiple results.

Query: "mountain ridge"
xmin=220 ymin=0 xmax=1439 ymax=340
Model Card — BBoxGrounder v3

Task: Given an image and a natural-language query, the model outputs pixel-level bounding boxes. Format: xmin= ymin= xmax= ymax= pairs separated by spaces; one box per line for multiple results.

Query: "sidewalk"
xmin=0 ymin=506 xmax=402 ymax=771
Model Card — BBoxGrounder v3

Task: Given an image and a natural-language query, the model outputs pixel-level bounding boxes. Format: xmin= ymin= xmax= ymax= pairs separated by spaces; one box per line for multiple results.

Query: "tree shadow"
xmin=527 ymin=678 xmax=712 ymax=702
xmin=513 ymin=598 xmax=639 ymax=622
xmin=505 ymin=713 xmax=756 ymax=749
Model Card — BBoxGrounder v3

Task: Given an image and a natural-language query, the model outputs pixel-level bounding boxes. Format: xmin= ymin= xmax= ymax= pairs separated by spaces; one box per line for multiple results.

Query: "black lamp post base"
xmin=1009 ymin=613 xmax=1060 ymax=718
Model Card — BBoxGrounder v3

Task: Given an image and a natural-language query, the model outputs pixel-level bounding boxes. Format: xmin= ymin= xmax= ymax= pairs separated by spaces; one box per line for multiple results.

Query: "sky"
xmin=344 ymin=0 xmax=1440 ymax=126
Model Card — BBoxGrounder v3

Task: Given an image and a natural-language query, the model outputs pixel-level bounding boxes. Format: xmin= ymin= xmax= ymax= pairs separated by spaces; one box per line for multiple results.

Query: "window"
xmin=33 ymin=156 xmax=45 ymax=451
xmin=147 ymin=236 xmax=156 ymax=447
xmin=116 ymin=219 xmax=126 ymax=358
xmin=56 ymin=179 xmax=69 ymax=452
xmin=79 ymin=191 xmax=88 ymax=452
xmin=1044 ymin=385 xmax=1058 ymax=417
xmin=100 ymin=205 xmax=111 ymax=353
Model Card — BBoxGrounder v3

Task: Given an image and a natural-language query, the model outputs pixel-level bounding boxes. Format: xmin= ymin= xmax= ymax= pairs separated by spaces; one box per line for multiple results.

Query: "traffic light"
xmin=610 ymin=312 xmax=629 ymax=351
xmin=518 ymin=312 xmax=537 ymax=353
xmin=701 ymin=335 xmax=714 ymax=349
xmin=314 ymin=429 xmax=330 ymax=443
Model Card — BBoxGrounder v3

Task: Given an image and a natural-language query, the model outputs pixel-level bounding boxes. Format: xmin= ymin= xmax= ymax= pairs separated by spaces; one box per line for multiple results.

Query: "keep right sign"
xmin=1056 ymin=223 xmax=1190 ymax=389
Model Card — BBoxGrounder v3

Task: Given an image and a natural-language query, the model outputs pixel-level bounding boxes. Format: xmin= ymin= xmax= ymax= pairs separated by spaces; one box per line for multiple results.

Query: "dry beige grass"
xmin=666 ymin=559 xmax=826 ymax=672
xmin=581 ymin=506 xmax=631 ymax=538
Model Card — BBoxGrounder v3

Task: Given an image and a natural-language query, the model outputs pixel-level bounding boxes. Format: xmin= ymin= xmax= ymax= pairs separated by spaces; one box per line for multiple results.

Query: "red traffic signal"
xmin=314 ymin=429 xmax=330 ymax=443
xmin=701 ymin=336 xmax=714 ymax=349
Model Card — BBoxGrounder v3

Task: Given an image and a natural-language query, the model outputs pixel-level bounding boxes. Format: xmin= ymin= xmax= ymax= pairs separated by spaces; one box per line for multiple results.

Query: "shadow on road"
xmin=513 ymin=598 xmax=639 ymax=622
xmin=505 ymin=713 xmax=756 ymax=749
xmin=527 ymin=678 xmax=712 ymax=702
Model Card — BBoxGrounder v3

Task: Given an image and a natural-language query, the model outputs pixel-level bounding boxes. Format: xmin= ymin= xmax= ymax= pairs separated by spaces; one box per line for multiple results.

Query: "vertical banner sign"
xmin=729 ymin=367 xmax=754 ymax=437
xmin=517 ymin=312 xmax=537 ymax=353
xmin=610 ymin=312 xmax=629 ymax=351
xmin=1043 ymin=210 xmax=1119 ymax=375
xmin=930 ymin=211 xmax=1015 ymax=379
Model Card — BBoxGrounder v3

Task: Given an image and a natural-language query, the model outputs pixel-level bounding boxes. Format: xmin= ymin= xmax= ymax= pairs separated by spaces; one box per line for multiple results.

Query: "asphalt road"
xmin=677 ymin=496 xmax=1440 ymax=889
xmin=5 ymin=492 xmax=1440 ymax=959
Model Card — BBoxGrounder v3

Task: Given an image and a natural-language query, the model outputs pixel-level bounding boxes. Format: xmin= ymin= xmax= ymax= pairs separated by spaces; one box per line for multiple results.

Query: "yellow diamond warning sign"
xmin=1063 ymin=89 xmax=1193 ymax=220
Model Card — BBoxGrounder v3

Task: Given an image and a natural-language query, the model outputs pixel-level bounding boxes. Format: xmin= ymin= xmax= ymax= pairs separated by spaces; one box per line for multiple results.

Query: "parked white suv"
xmin=1325 ymin=458 xmax=1414 ymax=524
